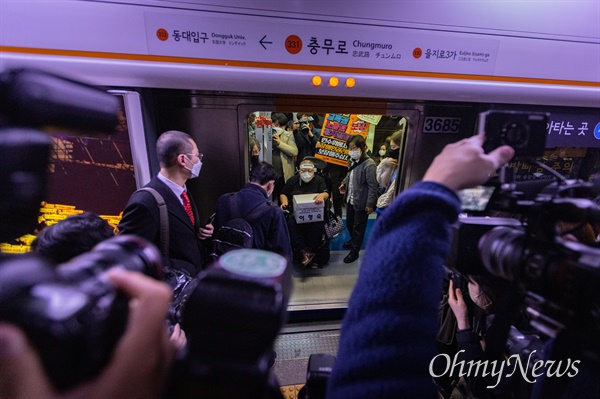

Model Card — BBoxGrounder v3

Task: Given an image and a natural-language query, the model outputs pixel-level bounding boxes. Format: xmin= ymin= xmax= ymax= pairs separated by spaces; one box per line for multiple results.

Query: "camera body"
xmin=298 ymin=116 xmax=314 ymax=132
xmin=0 ymin=235 xmax=162 ymax=390
xmin=169 ymin=249 xmax=291 ymax=398
xmin=477 ymin=111 xmax=548 ymax=158
xmin=450 ymin=177 xmax=600 ymax=341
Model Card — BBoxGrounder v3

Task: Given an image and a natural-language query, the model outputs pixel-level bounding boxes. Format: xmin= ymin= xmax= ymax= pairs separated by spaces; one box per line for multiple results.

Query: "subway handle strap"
xmin=137 ymin=187 xmax=169 ymax=257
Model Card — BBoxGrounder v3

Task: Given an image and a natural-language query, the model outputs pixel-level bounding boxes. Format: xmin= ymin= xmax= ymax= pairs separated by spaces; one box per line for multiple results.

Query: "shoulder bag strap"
xmin=244 ymin=201 xmax=273 ymax=223
xmin=228 ymin=193 xmax=241 ymax=219
xmin=137 ymin=187 xmax=169 ymax=257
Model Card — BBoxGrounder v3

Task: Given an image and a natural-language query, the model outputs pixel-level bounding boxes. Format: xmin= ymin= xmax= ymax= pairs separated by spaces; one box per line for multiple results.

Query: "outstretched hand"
xmin=423 ymin=135 xmax=514 ymax=191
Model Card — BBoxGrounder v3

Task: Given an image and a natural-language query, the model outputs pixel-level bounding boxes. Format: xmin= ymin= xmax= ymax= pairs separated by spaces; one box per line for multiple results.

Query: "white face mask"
xmin=185 ymin=156 xmax=203 ymax=178
xmin=300 ymin=172 xmax=314 ymax=183
xmin=349 ymin=149 xmax=361 ymax=160
xmin=378 ymin=150 xmax=386 ymax=157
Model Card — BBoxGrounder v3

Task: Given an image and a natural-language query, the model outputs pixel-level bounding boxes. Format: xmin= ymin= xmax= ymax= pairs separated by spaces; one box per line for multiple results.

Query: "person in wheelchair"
xmin=279 ymin=158 xmax=330 ymax=268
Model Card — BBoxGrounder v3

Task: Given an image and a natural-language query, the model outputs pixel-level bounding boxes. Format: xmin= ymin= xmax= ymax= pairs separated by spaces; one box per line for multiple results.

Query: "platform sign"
xmin=544 ymin=112 xmax=600 ymax=148
xmin=144 ymin=12 xmax=499 ymax=76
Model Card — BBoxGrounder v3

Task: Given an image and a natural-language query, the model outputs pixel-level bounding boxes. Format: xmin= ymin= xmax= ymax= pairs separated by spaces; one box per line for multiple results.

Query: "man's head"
xmin=298 ymin=159 xmax=315 ymax=183
xmin=31 ymin=212 xmax=115 ymax=264
xmin=249 ymin=161 xmax=277 ymax=196
xmin=156 ymin=130 xmax=203 ymax=180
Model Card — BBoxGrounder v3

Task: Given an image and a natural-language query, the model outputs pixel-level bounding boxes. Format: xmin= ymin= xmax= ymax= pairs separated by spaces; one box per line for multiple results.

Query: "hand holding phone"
xmin=206 ymin=213 xmax=215 ymax=226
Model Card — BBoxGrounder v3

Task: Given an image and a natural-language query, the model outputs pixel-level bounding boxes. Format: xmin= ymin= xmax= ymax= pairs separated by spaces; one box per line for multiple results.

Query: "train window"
xmin=247 ymin=111 xmax=408 ymax=311
xmin=0 ymin=96 xmax=138 ymax=254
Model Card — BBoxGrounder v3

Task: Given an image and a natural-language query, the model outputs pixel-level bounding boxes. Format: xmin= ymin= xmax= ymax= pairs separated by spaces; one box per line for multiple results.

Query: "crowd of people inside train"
xmin=248 ymin=112 xmax=402 ymax=266
xmin=2 ymin=115 xmax=598 ymax=399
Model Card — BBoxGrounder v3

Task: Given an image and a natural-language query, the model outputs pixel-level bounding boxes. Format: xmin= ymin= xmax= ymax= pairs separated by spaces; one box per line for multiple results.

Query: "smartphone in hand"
xmin=206 ymin=212 xmax=216 ymax=225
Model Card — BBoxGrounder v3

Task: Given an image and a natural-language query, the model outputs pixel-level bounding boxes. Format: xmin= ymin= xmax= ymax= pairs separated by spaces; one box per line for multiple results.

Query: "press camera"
xmin=449 ymin=111 xmax=600 ymax=371
xmin=477 ymin=110 xmax=548 ymax=158
xmin=0 ymin=235 xmax=162 ymax=389
xmin=298 ymin=115 xmax=314 ymax=132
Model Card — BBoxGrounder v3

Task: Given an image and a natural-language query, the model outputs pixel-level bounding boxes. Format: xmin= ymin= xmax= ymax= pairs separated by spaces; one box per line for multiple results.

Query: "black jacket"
xmin=213 ymin=183 xmax=292 ymax=262
xmin=118 ymin=176 xmax=206 ymax=275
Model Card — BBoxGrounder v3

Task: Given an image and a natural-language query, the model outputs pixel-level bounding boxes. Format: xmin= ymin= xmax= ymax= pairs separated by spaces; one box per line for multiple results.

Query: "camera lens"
xmin=479 ymin=226 xmax=525 ymax=281
xmin=502 ymin=122 xmax=529 ymax=149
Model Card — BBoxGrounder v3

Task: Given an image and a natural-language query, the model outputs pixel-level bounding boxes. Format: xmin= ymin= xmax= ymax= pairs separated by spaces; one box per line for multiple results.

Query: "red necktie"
xmin=181 ymin=191 xmax=195 ymax=225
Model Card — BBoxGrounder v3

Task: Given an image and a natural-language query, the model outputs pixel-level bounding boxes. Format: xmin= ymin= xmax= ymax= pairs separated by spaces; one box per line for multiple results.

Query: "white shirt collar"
xmin=157 ymin=172 xmax=186 ymax=205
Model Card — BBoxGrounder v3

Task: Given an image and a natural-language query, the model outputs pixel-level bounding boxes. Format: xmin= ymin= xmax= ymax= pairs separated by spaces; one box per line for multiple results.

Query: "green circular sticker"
xmin=219 ymin=249 xmax=287 ymax=278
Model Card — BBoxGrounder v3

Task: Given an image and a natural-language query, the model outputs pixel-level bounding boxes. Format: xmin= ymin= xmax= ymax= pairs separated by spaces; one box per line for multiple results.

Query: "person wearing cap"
xmin=270 ymin=113 xmax=298 ymax=203
xmin=280 ymin=158 xmax=329 ymax=267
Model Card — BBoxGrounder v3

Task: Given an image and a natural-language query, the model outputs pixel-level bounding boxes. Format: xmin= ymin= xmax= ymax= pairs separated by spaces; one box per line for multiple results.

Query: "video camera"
xmin=298 ymin=115 xmax=314 ymax=132
xmin=448 ymin=111 xmax=600 ymax=366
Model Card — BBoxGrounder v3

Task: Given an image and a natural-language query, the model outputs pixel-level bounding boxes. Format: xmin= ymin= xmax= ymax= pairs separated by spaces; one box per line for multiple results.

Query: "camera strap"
xmin=137 ymin=187 xmax=169 ymax=257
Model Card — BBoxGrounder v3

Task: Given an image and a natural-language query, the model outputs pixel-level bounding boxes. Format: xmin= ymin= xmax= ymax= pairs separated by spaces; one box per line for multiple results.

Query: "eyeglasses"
xmin=185 ymin=153 xmax=203 ymax=161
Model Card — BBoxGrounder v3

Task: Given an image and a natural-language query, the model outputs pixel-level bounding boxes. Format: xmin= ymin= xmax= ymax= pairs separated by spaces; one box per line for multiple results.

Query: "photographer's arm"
xmin=327 ymin=136 xmax=513 ymax=399
xmin=0 ymin=270 xmax=175 ymax=399
xmin=277 ymin=136 xmax=298 ymax=157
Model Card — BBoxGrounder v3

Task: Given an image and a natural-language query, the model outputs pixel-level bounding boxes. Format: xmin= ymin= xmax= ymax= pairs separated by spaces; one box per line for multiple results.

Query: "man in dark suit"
xmin=118 ymin=130 xmax=213 ymax=276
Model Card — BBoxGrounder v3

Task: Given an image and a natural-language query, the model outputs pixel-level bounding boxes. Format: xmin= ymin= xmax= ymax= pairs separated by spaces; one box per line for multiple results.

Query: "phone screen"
xmin=457 ymin=185 xmax=495 ymax=212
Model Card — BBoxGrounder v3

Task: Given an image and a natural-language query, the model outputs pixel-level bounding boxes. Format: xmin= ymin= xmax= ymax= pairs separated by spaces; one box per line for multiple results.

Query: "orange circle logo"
xmin=285 ymin=35 xmax=302 ymax=55
xmin=156 ymin=28 xmax=169 ymax=41
xmin=413 ymin=47 xmax=422 ymax=59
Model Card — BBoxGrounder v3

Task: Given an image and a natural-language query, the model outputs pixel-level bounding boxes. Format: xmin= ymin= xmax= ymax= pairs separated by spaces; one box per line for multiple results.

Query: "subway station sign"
xmin=144 ymin=12 xmax=500 ymax=76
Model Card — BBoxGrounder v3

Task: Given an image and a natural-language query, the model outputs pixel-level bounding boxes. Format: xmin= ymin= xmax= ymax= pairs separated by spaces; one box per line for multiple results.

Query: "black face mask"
xmin=388 ymin=148 xmax=400 ymax=160
xmin=251 ymin=155 xmax=259 ymax=165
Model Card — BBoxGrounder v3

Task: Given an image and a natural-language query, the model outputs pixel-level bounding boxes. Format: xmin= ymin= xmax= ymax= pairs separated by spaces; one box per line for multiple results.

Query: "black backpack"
xmin=209 ymin=193 xmax=273 ymax=261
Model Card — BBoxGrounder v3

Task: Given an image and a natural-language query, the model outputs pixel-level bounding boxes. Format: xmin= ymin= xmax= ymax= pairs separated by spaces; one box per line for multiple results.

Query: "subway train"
xmin=1 ymin=1 xmax=599 ymax=397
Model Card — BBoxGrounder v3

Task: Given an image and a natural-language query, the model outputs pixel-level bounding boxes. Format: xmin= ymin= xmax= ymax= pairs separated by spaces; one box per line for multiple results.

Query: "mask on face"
xmin=378 ymin=149 xmax=386 ymax=157
xmin=300 ymin=172 xmax=314 ymax=183
xmin=251 ymin=155 xmax=259 ymax=165
xmin=349 ymin=149 xmax=361 ymax=160
xmin=185 ymin=156 xmax=203 ymax=178
xmin=389 ymin=147 xmax=400 ymax=160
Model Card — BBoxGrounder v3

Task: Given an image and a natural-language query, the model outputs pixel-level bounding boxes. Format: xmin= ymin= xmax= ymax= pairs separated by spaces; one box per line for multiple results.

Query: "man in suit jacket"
xmin=118 ymin=130 xmax=213 ymax=276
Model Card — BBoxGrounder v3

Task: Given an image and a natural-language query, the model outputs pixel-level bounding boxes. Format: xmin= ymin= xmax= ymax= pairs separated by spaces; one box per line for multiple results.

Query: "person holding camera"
xmin=327 ymin=135 xmax=514 ymax=399
xmin=0 ymin=269 xmax=176 ymax=399
xmin=293 ymin=113 xmax=320 ymax=169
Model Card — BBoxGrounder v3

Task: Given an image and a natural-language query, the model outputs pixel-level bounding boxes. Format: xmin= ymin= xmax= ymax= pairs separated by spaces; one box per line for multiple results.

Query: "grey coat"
xmin=342 ymin=155 xmax=378 ymax=209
